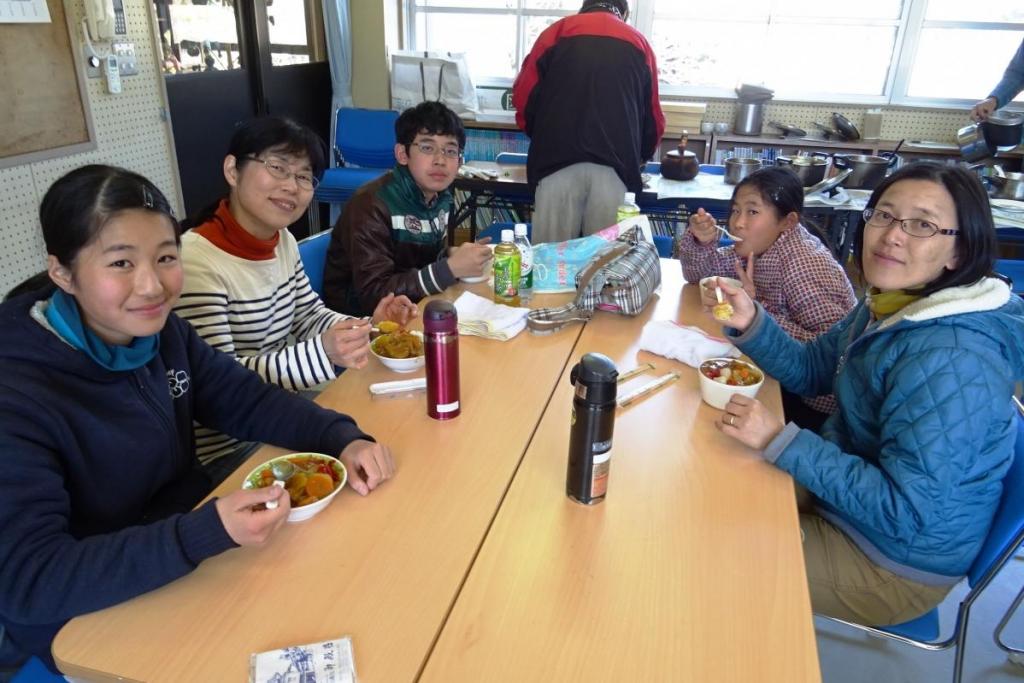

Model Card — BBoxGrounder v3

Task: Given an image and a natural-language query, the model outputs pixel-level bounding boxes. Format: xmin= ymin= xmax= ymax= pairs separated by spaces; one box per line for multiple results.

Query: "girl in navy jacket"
xmin=0 ymin=166 xmax=395 ymax=674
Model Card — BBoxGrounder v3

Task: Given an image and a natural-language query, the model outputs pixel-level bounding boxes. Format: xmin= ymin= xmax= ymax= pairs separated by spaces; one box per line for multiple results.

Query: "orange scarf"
xmin=192 ymin=199 xmax=280 ymax=261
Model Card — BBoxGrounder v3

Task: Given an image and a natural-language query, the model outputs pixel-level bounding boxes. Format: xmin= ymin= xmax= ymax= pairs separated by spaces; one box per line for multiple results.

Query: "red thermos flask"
xmin=423 ymin=300 xmax=460 ymax=420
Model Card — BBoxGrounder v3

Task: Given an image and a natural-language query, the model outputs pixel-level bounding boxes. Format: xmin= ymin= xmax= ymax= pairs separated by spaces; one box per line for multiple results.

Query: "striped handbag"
xmin=526 ymin=226 xmax=661 ymax=334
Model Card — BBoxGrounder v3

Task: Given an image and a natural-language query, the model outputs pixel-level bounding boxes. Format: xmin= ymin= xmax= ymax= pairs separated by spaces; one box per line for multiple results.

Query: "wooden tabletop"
xmin=420 ymin=266 xmax=821 ymax=682
xmin=52 ymin=286 xmax=583 ymax=683
xmin=52 ymin=265 xmax=819 ymax=682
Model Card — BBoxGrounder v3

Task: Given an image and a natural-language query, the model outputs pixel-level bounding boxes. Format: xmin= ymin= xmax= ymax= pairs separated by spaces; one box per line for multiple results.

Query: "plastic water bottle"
xmin=616 ymin=191 xmax=641 ymax=224
xmin=513 ymin=223 xmax=533 ymax=303
xmin=492 ymin=229 xmax=521 ymax=306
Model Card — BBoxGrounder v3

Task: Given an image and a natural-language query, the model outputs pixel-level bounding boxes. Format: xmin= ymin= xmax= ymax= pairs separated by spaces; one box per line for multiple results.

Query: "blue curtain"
xmin=323 ymin=0 xmax=354 ymax=168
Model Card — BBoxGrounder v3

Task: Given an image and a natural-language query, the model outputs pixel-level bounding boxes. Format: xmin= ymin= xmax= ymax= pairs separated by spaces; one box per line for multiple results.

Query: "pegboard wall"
xmin=0 ymin=0 xmax=181 ymax=296
xmin=699 ymin=99 xmax=970 ymax=144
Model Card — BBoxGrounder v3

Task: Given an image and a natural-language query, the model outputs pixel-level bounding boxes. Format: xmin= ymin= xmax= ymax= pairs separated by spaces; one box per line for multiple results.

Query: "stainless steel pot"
xmin=982 ymin=112 xmax=1024 ymax=150
xmin=733 ymin=103 xmax=765 ymax=136
xmin=776 ymin=153 xmax=829 ymax=186
xmin=957 ymin=123 xmax=995 ymax=163
xmin=833 ymin=153 xmax=897 ymax=190
xmin=992 ymin=171 xmax=1024 ymax=201
xmin=724 ymin=158 xmax=761 ymax=185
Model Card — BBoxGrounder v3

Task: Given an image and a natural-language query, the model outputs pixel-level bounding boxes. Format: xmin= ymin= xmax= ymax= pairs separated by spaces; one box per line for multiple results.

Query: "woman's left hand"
xmin=371 ymin=293 xmax=419 ymax=327
xmin=339 ymin=439 xmax=396 ymax=496
xmin=716 ymin=395 xmax=784 ymax=450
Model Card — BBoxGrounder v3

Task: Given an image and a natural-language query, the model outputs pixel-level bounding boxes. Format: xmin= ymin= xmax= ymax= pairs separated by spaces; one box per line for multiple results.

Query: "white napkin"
xmin=638 ymin=320 xmax=740 ymax=367
xmin=453 ymin=291 xmax=531 ymax=341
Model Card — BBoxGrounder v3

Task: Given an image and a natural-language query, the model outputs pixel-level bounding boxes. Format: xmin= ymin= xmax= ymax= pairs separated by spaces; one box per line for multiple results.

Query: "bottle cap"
xmin=501 ymin=229 xmax=514 ymax=242
xmin=624 ymin=192 xmax=636 ymax=204
xmin=514 ymin=223 xmax=528 ymax=236
xmin=569 ymin=352 xmax=618 ymax=405
xmin=423 ymin=300 xmax=458 ymax=334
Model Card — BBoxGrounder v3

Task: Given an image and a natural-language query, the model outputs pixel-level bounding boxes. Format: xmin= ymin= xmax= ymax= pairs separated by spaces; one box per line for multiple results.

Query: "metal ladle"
xmin=264 ymin=459 xmax=295 ymax=510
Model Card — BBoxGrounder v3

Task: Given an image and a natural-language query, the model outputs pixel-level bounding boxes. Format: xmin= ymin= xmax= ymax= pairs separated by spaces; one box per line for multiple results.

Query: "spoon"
xmin=717 ymin=225 xmax=743 ymax=242
xmin=264 ymin=459 xmax=295 ymax=510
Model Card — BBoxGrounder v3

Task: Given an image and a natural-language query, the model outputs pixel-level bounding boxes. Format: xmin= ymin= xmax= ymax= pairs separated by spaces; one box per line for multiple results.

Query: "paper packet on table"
xmin=250 ymin=636 xmax=357 ymax=683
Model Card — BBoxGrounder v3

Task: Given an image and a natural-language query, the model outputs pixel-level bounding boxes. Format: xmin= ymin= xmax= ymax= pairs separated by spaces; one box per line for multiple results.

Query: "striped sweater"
xmin=175 ymin=230 xmax=349 ymax=464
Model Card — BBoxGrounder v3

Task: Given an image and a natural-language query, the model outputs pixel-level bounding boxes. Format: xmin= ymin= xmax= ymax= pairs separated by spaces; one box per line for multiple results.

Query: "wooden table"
xmin=421 ymin=265 xmax=821 ymax=682
xmin=52 ymin=287 xmax=584 ymax=683
xmin=52 ymin=264 xmax=819 ymax=682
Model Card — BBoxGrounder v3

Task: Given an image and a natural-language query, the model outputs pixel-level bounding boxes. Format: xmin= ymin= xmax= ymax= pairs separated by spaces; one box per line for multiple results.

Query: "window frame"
xmin=402 ymin=0 xmax=1024 ymax=110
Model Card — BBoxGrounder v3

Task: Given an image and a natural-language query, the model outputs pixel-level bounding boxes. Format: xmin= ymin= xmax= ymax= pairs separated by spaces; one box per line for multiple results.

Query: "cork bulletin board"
xmin=0 ymin=0 xmax=96 ymax=167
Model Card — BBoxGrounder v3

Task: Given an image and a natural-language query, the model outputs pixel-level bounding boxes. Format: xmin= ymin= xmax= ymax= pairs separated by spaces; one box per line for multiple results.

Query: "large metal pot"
xmin=981 ymin=111 xmax=1024 ymax=150
xmin=724 ymin=158 xmax=761 ymax=185
xmin=957 ymin=123 xmax=995 ymax=162
xmin=733 ymin=103 xmax=765 ymax=136
xmin=833 ymin=153 xmax=897 ymax=190
xmin=776 ymin=153 xmax=829 ymax=186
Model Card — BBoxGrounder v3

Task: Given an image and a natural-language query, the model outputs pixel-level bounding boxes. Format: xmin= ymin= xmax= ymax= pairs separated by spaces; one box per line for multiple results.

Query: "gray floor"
xmin=816 ymin=553 xmax=1024 ymax=683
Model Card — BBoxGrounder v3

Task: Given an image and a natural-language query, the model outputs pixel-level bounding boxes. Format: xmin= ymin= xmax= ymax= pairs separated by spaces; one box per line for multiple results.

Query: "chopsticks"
xmin=617 ymin=372 xmax=680 ymax=408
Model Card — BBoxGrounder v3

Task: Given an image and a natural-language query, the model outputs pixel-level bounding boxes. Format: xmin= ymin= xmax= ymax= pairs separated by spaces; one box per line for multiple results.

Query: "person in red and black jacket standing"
xmin=512 ymin=0 xmax=665 ymax=243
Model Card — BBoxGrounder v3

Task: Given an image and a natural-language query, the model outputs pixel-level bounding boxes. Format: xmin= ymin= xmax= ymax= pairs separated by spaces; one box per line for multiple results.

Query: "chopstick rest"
xmin=369 ymin=377 xmax=427 ymax=396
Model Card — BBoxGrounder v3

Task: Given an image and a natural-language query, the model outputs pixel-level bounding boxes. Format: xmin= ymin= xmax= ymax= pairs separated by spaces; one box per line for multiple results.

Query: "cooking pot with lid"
xmin=775 ymin=153 xmax=829 ymax=186
xmin=660 ymin=131 xmax=700 ymax=181
xmin=833 ymin=153 xmax=898 ymax=190
xmin=981 ymin=111 xmax=1024 ymax=150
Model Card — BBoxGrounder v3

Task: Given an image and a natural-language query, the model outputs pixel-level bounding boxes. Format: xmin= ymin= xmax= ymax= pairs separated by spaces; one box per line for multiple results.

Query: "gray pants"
xmin=533 ymin=162 xmax=626 ymax=244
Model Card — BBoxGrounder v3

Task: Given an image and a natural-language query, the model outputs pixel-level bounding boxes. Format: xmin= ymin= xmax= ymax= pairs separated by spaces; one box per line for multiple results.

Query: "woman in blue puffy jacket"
xmin=706 ymin=162 xmax=1024 ymax=625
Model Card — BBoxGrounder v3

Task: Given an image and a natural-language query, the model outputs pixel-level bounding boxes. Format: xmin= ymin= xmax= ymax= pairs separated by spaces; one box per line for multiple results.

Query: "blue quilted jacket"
xmin=731 ymin=278 xmax=1024 ymax=582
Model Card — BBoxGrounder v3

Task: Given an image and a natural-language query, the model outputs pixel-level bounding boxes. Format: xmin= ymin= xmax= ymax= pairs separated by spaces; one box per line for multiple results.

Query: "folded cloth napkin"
xmin=453 ymin=291 xmax=531 ymax=341
xmin=638 ymin=320 xmax=740 ymax=367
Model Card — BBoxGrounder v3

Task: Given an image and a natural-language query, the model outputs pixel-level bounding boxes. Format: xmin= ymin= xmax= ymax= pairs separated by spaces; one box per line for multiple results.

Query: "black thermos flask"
xmin=566 ymin=353 xmax=618 ymax=505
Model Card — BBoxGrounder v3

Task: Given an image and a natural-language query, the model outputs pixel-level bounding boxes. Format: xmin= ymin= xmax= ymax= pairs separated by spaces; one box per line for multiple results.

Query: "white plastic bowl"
xmin=242 ymin=453 xmax=347 ymax=523
xmin=698 ymin=357 xmax=764 ymax=410
xmin=370 ymin=330 xmax=425 ymax=373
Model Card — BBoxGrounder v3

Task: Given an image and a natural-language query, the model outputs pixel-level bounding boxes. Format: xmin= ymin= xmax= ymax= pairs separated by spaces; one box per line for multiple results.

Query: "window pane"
xmin=908 ymin=28 xmax=1024 ymax=101
xmin=924 ymin=1 xmax=1024 ymax=22
xmin=651 ymin=20 xmax=766 ymax=88
xmin=415 ymin=0 xmax=515 ymax=7
xmin=653 ymin=0 xmax=767 ymax=21
xmin=762 ymin=24 xmax=895 ymax=96
xmin=161 ymin=2 xmax=243 ymax=74
xmin=524 ymin=0 xmax=584 ymax=9
xmin=268 ymin=0 xmax=321 ymax=66
xmin=771 ymin=0 xmax=903 ymax=20
xmin=523 ymin=15 xmax=564 ymax=60
xmin=420 ymin=13 xmax=518 ymax=80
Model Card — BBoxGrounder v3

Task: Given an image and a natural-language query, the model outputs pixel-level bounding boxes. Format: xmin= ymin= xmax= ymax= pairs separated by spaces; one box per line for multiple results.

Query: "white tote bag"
xmin=390 ymin=51 xmax=480 ymax=118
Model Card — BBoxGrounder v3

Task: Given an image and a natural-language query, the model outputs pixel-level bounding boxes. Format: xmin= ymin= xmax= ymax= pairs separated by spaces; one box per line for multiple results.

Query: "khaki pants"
xmin=533 ymin=162 xmax=626 ymax=243
xmin=801 ymin=512 xmax=953 ymax=625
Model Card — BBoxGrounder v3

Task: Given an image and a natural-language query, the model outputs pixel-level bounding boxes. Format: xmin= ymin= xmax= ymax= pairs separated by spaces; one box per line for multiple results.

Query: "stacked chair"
xmin=309 ymin=108 xmax=399 ymax=231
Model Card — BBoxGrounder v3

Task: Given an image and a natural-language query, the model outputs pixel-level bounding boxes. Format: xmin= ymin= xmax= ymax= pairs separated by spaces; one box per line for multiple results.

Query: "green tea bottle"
xmin=492 ymin=228 xmax=521 ymax=307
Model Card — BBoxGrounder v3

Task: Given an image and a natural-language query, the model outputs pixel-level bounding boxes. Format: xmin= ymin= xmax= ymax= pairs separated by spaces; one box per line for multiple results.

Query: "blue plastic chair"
xmin=995 ymin=259 xmax=1024 ymax=295
xmin=477 ymin=222 xmax=531 ymax=243
xmin=818 ymin=399 xmax=1024 ymax=683
xmin=495 ymin=152 xmax=528 ymax=165
xmin=310 ymin=108 xmax=399 ymax=230
xmin=297 ymin=231 xmax=331 ymax=297
xmin=11 ymin=656 xmax=63 ymax=682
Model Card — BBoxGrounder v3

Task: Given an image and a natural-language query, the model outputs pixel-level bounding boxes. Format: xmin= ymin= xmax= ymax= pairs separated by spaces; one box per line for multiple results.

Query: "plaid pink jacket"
xmin=679 ymin=224 xmax=856 ymax=413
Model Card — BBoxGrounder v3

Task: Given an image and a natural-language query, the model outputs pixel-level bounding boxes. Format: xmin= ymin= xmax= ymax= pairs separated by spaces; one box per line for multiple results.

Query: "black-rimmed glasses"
xmin=246 ymin=156 xmax=319 ymax=190
xmin=862 ymin=208 xmax=960 ymax=238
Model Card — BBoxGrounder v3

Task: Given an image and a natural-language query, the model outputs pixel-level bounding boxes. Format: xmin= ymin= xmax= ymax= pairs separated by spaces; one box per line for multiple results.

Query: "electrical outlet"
xmin=83 ymin=42 xmax=138 ymax=78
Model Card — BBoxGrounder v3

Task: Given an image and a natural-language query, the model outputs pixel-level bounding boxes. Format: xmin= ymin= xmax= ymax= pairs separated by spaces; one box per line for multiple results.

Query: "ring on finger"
xmin=726 ymin=414 xmax=735 ymax=427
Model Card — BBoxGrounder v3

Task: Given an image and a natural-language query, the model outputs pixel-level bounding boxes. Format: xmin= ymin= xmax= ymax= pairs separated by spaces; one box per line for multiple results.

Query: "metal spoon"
xmin=717 ymin=225 xmax=743 ymax=242
xmin=265 ymin=459 xmax=295 ymax=510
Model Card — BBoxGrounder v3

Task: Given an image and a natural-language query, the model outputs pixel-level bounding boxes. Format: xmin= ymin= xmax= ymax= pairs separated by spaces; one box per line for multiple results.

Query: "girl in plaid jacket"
xmin=679 ymin=166 xmax=856 ymax=429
